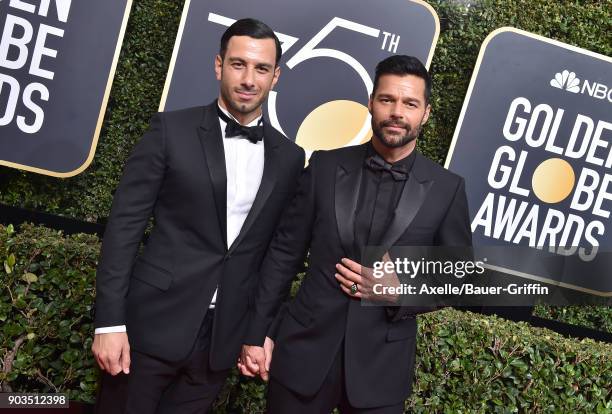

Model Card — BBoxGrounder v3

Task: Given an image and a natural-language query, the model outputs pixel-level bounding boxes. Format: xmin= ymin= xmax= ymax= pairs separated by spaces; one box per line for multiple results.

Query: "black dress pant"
xmin=95 ymin=310 xmax=230 ymax=414
xmin=267 ymin=343 xmax=404 ymax=414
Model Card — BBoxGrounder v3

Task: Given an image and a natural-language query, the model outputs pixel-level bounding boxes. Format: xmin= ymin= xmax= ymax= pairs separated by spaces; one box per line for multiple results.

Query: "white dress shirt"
xmin=95 ymin=104 xmax=265 ymax=334
xmin=210 ymin=105 xmax=265 ymax=307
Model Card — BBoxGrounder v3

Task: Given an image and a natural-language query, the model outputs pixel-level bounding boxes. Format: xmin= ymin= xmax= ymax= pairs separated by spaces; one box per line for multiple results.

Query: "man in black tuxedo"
xmin=91 ymin=18 xmax=304 ymax=413
xmin=240 ymin=55 xmax=472 ymax=413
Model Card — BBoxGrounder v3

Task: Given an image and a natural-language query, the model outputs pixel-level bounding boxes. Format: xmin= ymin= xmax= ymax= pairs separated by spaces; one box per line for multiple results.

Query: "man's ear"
xmin=367 ymin=94 xmax=373 ymax=114
xmin=271 ymin=65 xmax=281 ymax=89
xmin=214 ymin=55 xmax=223 ymax=81
xmin=421 ymin=103 xmax=431 ymax=125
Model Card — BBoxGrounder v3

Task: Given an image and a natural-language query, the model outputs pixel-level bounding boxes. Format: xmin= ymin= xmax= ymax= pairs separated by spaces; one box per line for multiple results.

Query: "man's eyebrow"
xmin=255 ymin=63 xmax=274 ymax=69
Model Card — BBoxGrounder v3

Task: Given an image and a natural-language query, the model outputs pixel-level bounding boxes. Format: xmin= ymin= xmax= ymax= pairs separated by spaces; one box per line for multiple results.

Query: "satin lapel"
xmin=335 ymin=145 xmax=368 ymax=259
xmin=379 ymin=155 xmax=433 ymax=252
xmin=198 ymin=105 xmax=227 ymax=249
xmin=227 ymin=123 xmax=280 ymax=254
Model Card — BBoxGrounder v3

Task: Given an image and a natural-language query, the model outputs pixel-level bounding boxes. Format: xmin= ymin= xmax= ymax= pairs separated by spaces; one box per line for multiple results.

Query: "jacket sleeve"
xmin=94 ymin=113 xmax=167 ymax=328
xmin=244 ymin=152 xmax=319 ymax=346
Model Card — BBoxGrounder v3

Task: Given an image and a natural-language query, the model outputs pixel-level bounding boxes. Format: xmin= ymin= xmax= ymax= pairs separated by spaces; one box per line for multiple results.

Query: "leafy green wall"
xmin=1 ymin=224 xmax=611 ymax=411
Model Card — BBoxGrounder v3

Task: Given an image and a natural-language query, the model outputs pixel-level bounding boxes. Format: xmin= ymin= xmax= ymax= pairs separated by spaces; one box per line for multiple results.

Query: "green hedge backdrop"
xmin=0 ymin=0 xmax=611 ymax=411
xmin=1 ymin=224 xmax=611 ymax=412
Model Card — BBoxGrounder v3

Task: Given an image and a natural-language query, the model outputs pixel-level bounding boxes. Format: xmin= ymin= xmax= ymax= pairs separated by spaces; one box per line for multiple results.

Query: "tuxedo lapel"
xmin=335 ymin=144 xmax=368 ymax=259
xmin=198 ymin=105 xmax=228 ymax=249
xmin=379 ymin=153 xmax=433 ymax=252
xmin=227 ymin=122 xmax=280 ymax=254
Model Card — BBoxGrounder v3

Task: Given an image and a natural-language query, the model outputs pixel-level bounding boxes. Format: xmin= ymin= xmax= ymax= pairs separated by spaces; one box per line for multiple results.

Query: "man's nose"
xmin=390 ymin=101 xmax=404 ymax=118
xmin=241 ymin=67 xmax=255 ymax=88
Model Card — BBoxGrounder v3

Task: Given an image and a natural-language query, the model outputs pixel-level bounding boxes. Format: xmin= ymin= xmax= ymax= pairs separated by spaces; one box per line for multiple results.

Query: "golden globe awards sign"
xmin=446 ymin=28 xmax=612 ymax=296
xmin=0 ymin=0 xmax=131 ymax=177
xmin=160 ymin=0 xmax=438 ymax=155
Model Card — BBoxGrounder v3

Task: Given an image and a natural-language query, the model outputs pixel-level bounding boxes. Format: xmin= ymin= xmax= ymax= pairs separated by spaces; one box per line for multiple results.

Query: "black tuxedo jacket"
xmin=246 ymin=143 xmax=471 ymax=408
xmin=94 ymin=102 xmax=304 ymax=369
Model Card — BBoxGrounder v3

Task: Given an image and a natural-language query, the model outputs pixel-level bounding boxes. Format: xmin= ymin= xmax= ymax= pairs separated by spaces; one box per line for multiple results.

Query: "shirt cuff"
xmin=95 ymin=325 xmax=127 ymax=334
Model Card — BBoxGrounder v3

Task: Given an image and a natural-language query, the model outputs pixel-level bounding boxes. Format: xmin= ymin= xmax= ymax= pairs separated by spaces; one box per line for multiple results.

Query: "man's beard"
xmin=372 ymin=118 xmax=421 ymax=148
xmin=220 ymin=84 xmax=267 ymax=117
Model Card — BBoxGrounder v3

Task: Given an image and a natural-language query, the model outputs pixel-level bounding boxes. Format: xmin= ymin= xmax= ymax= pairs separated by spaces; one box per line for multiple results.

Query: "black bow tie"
xmin=217 ymin=105 xmax=264 ymax=144
xmin=364 ymin=154 xmax=408 ymax=181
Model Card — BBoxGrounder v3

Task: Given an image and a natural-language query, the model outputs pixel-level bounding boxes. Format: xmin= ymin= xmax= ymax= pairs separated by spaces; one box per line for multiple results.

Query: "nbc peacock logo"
xmin=549 ymin=69 xmax=581 ymax=93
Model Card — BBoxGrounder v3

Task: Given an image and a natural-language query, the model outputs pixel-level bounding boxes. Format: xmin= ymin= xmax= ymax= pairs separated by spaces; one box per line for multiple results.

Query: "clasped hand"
xmin=238 ymin=336 xmax=274 ymax=381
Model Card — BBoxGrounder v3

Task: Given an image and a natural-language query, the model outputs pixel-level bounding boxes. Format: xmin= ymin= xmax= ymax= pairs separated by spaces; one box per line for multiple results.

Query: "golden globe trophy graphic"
xmin=159 ymin=0 xmax=439 ymax=156
xmin=447 ymin=28 xmax=612 ymax=299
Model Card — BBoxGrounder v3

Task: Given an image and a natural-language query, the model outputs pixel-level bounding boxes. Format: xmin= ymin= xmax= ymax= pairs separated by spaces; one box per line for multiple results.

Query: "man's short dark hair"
xmin=372 ymin=55 xmax=431 ymax=104
xmin=219 ymin=18 xmax=282 ymax=66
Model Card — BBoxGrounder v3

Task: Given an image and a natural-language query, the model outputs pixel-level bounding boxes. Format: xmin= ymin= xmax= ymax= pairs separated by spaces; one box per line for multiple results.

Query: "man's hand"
xmin=92 ymin=332 xmax=131 ymax=375
xmin=263 ymin=336 xmax=274 ymax=373
xmin=238 ymin=337 xmax=274 ymax=381
xmin=334 ymin=254 xmax=400 ymax=303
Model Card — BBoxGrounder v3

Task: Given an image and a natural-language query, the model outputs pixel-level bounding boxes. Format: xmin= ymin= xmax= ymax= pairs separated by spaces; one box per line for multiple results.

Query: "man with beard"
xmin=239 ymin=55 xmax=471 ymax=413
xmin=92 ymin=18 xmax=304 ymax=413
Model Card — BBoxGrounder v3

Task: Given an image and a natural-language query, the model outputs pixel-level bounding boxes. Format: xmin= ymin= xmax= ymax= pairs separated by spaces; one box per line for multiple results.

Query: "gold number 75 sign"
xmin=208 ymin=12 xmax=381 ymax=153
